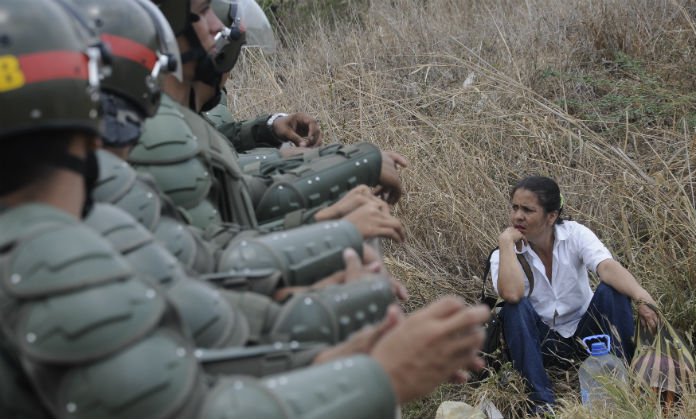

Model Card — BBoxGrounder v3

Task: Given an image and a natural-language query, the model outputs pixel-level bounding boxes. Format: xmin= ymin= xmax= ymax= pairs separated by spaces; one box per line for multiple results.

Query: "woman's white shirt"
xmin=490 ymin=221 xmax=613 ymax=338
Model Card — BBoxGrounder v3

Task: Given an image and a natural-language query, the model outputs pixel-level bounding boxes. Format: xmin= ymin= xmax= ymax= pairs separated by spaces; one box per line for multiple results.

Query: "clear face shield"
xmin=210 ymin=0 xmax=276 ymax=71
xmin=238 ymin=0 xmax=275 ymax=53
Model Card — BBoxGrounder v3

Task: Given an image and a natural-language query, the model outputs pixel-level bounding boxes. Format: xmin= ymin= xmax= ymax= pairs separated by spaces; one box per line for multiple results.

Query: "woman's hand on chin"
xmin=498 ymin=226 xmax=525 ymax=248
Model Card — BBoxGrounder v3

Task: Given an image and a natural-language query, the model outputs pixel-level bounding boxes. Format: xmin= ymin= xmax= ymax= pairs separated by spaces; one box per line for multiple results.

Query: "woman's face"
xmin=509 ymin=188 xmax=557 ymax=241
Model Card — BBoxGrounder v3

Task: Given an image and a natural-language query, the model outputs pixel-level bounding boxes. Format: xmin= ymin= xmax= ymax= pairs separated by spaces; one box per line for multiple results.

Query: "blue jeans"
xmin=500 ymin=283 xmax=634 ymax=406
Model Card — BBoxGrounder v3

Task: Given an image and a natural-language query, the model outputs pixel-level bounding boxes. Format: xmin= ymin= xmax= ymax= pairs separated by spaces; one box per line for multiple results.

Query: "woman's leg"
xmin=575 ymin=282 xmax=635 ymax=360
xmin=501 ymin=298 xmax=555 ymax=405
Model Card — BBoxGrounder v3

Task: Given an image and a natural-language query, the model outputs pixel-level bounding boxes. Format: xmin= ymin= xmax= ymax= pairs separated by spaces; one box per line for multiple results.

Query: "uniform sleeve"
xmin=572 ymin=222 xmax=613 ymax=273
xmin=217 ymin=115 xmax=281 ymax=152
xmin=201 ymin=89 xmax=280 ymax=152
xmin=201 ymin=355 xmax=397 ymax=419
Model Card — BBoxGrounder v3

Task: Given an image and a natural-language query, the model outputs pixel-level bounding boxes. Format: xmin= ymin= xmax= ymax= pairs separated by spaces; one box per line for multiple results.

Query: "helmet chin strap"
xmin=199 ymin=82 xmax=222 ymax=112
xmin=48 ymin=152 xmax=100 ymax=218
xmin=179 ymin=18 xmax=225 ymax=111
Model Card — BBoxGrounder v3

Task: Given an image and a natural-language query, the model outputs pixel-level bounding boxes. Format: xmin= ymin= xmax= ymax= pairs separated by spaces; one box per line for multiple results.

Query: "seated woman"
xmin=491 ymin=175 xmax=658 ymax=409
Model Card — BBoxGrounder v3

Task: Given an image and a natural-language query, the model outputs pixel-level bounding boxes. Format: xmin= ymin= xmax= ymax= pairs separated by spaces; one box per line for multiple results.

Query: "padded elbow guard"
xmin=196 ymin=341 xmax=325 ymax=377
xmin=153 ymin=216 xmax=215 ymax=275
xmin=238 ymin=148 xmax=284 ymax=174
xmin=271 ymin=276 xmax=395 ymax=344
xmin=215 ymin=220 xmax=363 ymax=295
xmin=200 ymin=355 xmax=396 ymax=419
xmin=93 ymin=150 xmax=162 ymax=231
xmin=253 ymin=142 xmax=382 ymax=223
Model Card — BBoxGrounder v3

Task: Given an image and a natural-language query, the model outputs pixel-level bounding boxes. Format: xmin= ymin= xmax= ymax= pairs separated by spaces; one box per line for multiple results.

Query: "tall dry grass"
xmin=228 ymin=0 xmax=696 ymax=416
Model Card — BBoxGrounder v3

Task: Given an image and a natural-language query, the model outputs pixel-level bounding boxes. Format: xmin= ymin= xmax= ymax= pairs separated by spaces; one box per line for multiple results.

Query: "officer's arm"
xmin=201 ymin=355 xmax=397 ymax=419
xmin=201 ymin=89 xmax=280 ymax=152
xmin=215 ymin=220 xmax=365 ymax=294
xmin=253 ymin=142 xmax=383 ymax=224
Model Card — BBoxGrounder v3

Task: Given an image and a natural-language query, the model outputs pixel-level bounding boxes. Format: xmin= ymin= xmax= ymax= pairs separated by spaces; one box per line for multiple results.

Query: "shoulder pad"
xmin=3 ymin=222 xmax=133 ymax=299
xmin=167 ymin=279 xmax=249 ymax=348
xmin=83 ymin=205 xmax=188 ymax=288
xmin=108 ymin=176 xmax=162 ymax=231
xmin=134 ymin=158 xmax=212 ymax=211
xmin=129 ymin=100 xmax=200 ymax=165
xmin=154 ymin=217 xmax=215 ymax=274
xmin=16 ymin=277 xmax=166 ymax=364
xmin=201 ymin=376 xmax=289 ymax=419
xmin=84 ymin=204 xmax=152 ymax=254
xmin=56 ymin=330 xmax=203 ymax=419
xmin=93 ymin=150 xmax=137 ymax=204
xmin=153 ymin=217 xmax=197 ymax=268
xmin=184 ymin=199 xmax=221 ymax=231
xmin=202 ymin=101 xmax=235 ymax=130
xmin=124 ymin=240 xmax=189 ymax=288
xmin=182 ymin=105 xmax=241 ymax=176
xmin=0 ymin=204 xmax=75 ymax=249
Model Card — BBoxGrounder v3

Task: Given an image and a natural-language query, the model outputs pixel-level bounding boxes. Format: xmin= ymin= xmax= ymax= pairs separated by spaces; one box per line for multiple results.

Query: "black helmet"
xmin=72 ymin=0 xmax=182 ymax=147
xmin=0 ymin=0 xmax=108 ymax=139
xmin=152 ymin=0 xmax=192 ymax=36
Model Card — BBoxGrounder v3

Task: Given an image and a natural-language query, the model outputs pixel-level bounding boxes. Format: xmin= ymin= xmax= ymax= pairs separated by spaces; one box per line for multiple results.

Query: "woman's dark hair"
xmin=511 ymin=176 xmax=564 ymax=224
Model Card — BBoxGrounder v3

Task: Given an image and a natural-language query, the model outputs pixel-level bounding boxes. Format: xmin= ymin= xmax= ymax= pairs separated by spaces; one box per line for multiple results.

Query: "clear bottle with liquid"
xmin=578 ymin=334 xmax=629 ymax=407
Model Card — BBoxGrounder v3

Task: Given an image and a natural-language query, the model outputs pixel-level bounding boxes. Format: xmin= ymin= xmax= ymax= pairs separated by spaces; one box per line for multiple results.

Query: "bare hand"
xmin=274 ymin=247 xmax=387 ymax=300
xmin=343 ymin=200 xmax=406 ymax=242
xmin=498 ymin=226 xmax=526 ymax=248
xmin=371 ymin=297 xmax=489 ymax=404
xmin=314 ymin=185 xmax=380 ymax=221
xmin=363 ymin=244 xmax=409 ymax=301
xmin=313 ymin=304 xmax=404 ymax=364
xmin=373 ymin=151 xmax=409 ymax=205
xmin=272 ymin=113 xmax=323 ymax=148
xmin=272 ymin=248 xmax=360 ymax=300
xmin=636 ymin=295 xmax=660 ymax=333
xmin=303 ymin=248 xmax=368 ymax=291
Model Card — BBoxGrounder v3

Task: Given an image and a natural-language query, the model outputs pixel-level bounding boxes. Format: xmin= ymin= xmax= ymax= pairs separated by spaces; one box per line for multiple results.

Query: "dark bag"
xmin=479 ymin=247 xmax=534 ymax=373
xmin=630 ymin=302 xmax=696 ymax=410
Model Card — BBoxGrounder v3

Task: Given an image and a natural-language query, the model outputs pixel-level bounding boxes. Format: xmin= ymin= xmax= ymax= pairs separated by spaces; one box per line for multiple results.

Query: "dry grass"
xmin=228 ymin=0 xmax=696 ymax=416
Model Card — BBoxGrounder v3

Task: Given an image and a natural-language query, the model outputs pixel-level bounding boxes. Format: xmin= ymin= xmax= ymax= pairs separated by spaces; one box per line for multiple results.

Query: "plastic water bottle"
xmin=578 ymin=334 xmax=629 ymax=407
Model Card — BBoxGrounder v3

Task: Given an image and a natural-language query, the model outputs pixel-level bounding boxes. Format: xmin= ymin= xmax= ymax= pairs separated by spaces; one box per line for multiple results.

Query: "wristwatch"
xmin=266 ymin=113 xmax=288 ymax=128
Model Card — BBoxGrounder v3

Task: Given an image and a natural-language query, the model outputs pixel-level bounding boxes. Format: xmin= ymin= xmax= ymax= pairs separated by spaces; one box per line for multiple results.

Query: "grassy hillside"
xmin=228 ymin=0 xmax=696 ymax=416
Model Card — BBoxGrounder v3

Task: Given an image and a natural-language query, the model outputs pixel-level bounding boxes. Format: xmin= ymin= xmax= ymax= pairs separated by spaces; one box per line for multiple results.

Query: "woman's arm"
xmin=596 ymin=259 xmax=659 ymax=331
xmin=496 ymin=227 xmax=527 ymax=303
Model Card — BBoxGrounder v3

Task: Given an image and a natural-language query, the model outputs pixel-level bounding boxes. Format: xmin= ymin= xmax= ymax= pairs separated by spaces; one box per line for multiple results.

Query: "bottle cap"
xmin=590 ymin=342 xmax=609 ymax=356
xmin=583 ymin=334 xmax=612 ymax=355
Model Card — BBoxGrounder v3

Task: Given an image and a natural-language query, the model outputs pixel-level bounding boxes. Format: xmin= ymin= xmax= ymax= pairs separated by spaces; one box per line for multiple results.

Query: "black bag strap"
xmin=480 ymin=246 xmax=535 ymax=303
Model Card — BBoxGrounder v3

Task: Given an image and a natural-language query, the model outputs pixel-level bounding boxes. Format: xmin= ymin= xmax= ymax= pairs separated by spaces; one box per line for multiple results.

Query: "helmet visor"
xmin=213 ymin=0 xmax=276 ymax=53
xmin=238 ymin=0 xmax=275 ymax=53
